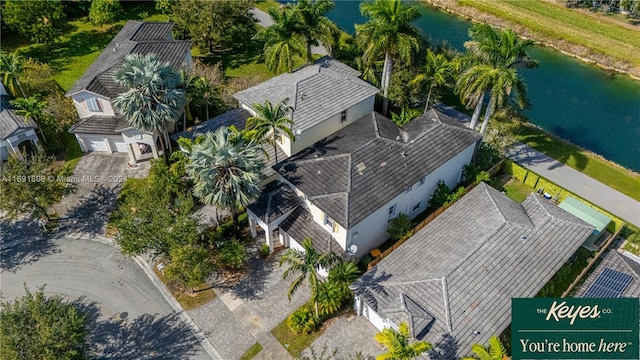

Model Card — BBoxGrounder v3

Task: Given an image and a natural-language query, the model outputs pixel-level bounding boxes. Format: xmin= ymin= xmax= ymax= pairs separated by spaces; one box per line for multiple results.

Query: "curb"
xmin=133 ymin=256 xmax=224 ymax=360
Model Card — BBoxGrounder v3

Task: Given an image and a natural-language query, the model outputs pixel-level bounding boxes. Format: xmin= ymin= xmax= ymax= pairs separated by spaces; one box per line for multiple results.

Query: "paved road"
xmin=0 ymin=236 xmax=210 ymax=360
xmin=509 ymin=143 xmax=640 ymax=227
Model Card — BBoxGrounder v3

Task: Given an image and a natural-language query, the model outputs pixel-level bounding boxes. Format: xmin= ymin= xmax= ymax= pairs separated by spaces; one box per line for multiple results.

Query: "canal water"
xmin=324 ymin=1 xmax=640 ymax=172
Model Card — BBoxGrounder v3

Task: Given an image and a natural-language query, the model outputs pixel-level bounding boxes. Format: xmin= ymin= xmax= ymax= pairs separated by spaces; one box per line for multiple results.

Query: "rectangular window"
xmin=324 ymin=214 xmax=336 ymax=233
xmin=419 ymin=177 xmax=425 ymax=186
xmin=412 ymin=202 xmax=421 ymax=213
xmin=405 ymin=185 xmax=412 ymax=193
xmin=86 ymin=98 xmax=103 ymax=113
xmin=388 ymin=204 xmax=396 ymax=219
xmin=340 ymin=110 xmax=347 ymax=123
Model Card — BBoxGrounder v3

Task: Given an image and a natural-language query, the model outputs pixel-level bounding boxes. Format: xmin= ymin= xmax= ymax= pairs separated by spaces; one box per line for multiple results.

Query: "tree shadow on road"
xmin=0 ymin=217 xmax=60 ymax=273
xmin=74 ymin=300 xmax=202 ymax=360
xmin=55 ymin=185 xmax=120 ymax=238
xmin=214 ymin=252 xmax=276 ymax=301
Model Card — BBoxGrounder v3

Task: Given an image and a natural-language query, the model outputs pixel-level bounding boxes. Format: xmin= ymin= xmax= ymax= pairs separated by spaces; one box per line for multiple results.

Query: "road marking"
xmin=583 ymin=185 xmax=592 ymax=192
xmin=618 ymin=204 xmax=629 ymax=211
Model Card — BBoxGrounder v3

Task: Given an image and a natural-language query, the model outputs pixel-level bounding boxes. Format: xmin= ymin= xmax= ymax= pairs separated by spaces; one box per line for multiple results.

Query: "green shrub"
xmin=287 ymin=306 xmax=317 ymax=335
xmin=387 ymin=213 xmax=412 ymax=241
xmin=259 ymin=243 xmax=271 ymax=258
xmin=428 ymin=180 xmax=451 ymax=211
xmin=445 ymin=187 xmax=467 ymax=206
xmin=316 ymin=282 xmax=343 ymax=317
xmin=219 ymin=239 xmax=248 ymax=269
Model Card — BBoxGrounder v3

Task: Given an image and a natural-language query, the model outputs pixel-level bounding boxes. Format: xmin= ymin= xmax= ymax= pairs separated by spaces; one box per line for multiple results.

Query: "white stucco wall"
xmin=344 ymin=142 xmax=477 ymax=258
xmin=71 ymin=91 xmax=115 ymax=118
xmin=0 ymin=129 xmax=39 ymax=160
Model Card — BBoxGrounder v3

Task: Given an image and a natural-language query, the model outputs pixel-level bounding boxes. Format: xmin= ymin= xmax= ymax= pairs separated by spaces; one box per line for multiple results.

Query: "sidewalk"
xmin=508 ymin=143 xmax=640 ymax=227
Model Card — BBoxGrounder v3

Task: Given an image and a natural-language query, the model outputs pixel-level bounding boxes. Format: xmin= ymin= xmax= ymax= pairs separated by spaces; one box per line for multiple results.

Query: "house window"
xmin=388 ymin=204 xmax=396 ymax=219
xmin=323 ymin=213 xmax=338 ymax=233
xmin=340 ymin=110 xmax=347 ymax=123
xmin=405 ymin=185 xmax=412 ymax=193
xmin=419 ymin=176 xmax=425 ymax=186
xmin=86 ymin=98 xmax=103 ymax=113
xmin=412 ymin=202 xmax=421 ymax=213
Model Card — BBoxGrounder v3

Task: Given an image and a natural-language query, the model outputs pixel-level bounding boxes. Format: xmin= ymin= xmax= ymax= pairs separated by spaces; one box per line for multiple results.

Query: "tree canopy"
xmin=88 ymin=0 xmax=122 ymax=27
xmin=374 ymin=321 xmax=432 ymax=360
xmin=2 ymin=0 xmax=67 ymax=44
xmin=0 ymin=285 xmax=88 ymax=360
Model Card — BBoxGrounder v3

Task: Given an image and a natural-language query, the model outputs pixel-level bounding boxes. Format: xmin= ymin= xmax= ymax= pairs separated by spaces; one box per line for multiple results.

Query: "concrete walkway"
xmin=508 ymin=143 xmax=640 ymax=227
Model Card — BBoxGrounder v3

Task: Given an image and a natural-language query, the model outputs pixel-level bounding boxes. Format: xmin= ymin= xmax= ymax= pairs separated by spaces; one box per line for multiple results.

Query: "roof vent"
xmin=401 ymin=152 xmax=406 ymax=157
xmin=301 ymin=93 xmax=305 ymax=100
xmin=345 ymin=76 xmax=350 ymax=81
xmin=113 ymin=48 xmax=117 ymax=52
xmin=520 ymin=235 xmax=527 ymax=241
xmin=396 ymin=136 xmax=401 ymax=141
xmin=473 ymin=330 xmax=480 ymax=335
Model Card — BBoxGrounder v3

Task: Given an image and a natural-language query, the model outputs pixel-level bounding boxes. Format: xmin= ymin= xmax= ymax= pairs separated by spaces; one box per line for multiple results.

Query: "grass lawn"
xmin=537 ymin=247 xmax=594 ymax=298
xmin=239 ymin=342 xmax=263 ymax=360
xmin=255 ymin=0 xmax=283 ymax=13
xmin=271 ymin=318 xmax=324 ymax=358
xmin=58 ymin=132 xmax=83 ymax=175
xmin=514 ymin=123 xmax=640 ymax=201
xmin=458 ymin=0 xmax=640 ymax=68
xmin=152 ymin=263 xmax=217 ymax=311
xmin=502 ymin=178 xmax=534 ymax=203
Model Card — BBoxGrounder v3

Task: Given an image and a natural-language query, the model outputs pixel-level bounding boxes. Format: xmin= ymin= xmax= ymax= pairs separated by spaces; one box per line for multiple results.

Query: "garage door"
xmin=109 ymin=138 xmax=128 ymax=153
xmin=364 ymin=304 xmax=386 ymax=330
xmin=79 ymin=135 xmax=108 ymax=152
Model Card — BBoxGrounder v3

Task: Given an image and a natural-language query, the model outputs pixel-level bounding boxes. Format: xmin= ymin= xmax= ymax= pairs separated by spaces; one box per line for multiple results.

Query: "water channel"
xmin=324 ymin=1 xmax=640 ymax=173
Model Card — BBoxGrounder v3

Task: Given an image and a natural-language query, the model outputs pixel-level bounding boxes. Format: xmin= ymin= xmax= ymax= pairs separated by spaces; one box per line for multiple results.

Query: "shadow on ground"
xmin=75 ymin=299 xmax=201 ymax=360
xmin=0 ymin=217 xmax=59 ymax=273
xmin=55 ymin=184 xmax=120 ymax=238
xmin=212 ymin=251 xmax=276 ymax=301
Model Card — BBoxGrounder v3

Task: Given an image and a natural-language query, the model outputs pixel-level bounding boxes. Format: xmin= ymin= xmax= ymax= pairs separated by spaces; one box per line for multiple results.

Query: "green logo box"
xmin=512 ymin=298 xmax=639 ymax=360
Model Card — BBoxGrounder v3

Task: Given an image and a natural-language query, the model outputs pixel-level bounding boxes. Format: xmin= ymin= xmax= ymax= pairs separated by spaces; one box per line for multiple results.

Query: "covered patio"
xmin=246 ymin=181 xmax=300 ymax=250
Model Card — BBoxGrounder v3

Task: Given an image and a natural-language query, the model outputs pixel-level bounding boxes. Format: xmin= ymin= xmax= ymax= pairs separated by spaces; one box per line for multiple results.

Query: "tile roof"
xmin=247 ymin=181 xmax=300 ymax=224
xmin=66 ymin=21 xmax=191 ymax=98
xmin=276 ymin=109 xmax=482 ymax=228
xmin=233 ymin=57 xmax=378 ymax=132
xmin=279 ymin=206 xmax=345 ymax=256
xmin=352 ymin=183 xmax=594 ymax=359
xmin=68 ymin=115 xmax=127 ymax=135
xmin=0 ymin=96 xmax=37 ymax=139
xmin=574 ymin=249 xmax=640 ymax=299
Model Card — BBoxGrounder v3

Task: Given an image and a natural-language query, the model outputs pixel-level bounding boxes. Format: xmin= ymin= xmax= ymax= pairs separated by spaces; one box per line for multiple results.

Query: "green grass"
xmin=2 ymin=2 xmax=165 ymax=92
xmin=514 ymin=124 xmax=640 ymax=201
xmin=271 ymin=317 xmax=324 ymax=358
xmin=254 ymin=0 xmax=283 ymax=13
xmin=458 ymin=0 xmax=640 ymax=68
xmin=239 ymin=342 xmax=263 ymax=360
xmin=503 ymin=178 xmax=534 ymax=203
xmin=537 ymin=247 xmax=594 ymax=298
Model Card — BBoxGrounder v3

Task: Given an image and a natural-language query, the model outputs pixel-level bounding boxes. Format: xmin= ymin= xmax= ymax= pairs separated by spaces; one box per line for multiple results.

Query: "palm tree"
xmin=292 ymin=0 xmax=339 ymax=62
xmin=375 ymin=321 xmax=432 ymax=360
xmin=112 ymin=53 xmax=187 ymax=165
xmin=462 ymin=336 xmax=510 ymax=360
xmin=327 ymin=260 xmax=360 ymax=300
xmin=457 ymin=64 xmax=526 ymax=134
xmin=10 ymin=96 xmax=48 ymax=142
xmin=246 ymin=98 xmax=294 ymax=164
xmin=456 ymin=24 xmax=537 ymax=132
xmin=279 ymin=238 xmax=339 ymax=318
xmin=356 ymin=0 xmax=421 ymax=115
xmin=0 ymin=52 xmax=26 ymax=98
xmin=257 ymin=8 xmax=306 ymax=74
xmin=411 ymin=49 xmax=452 ymax=111
xmin=185 ymin=127 xmax=264 ymax=231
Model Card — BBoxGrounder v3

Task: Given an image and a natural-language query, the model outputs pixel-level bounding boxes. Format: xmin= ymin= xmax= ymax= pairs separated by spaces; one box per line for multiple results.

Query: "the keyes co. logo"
xmin=512 ymin=298 xmax=639 ymax=360
xmin=542 ymin=300 xmax=604 ymax=325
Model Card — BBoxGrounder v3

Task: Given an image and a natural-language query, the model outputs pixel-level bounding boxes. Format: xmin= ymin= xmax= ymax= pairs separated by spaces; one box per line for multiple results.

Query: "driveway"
xmin=0 ymin=236 xmax=210 ymax=359
xmin=51 ymin=153 xmax=150 ymax=239
xmin=303 ymin=315 xmax=380 ymax=360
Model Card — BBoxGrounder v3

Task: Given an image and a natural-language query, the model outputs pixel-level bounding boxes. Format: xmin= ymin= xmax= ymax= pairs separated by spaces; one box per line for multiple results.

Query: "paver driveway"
xmin=0 ymin=235 xmax=210 ymax=359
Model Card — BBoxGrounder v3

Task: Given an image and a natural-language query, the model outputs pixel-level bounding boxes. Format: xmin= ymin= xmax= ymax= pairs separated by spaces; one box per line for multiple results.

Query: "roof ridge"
xmin=372 ymin=112 xmax=381 ymax=139
xmin=295 ymin=153 xmax=350 ymax=165
xmin=441 ymin=276 xmax=453 ymax=334
xmin=378 ymin=278 xmax=444 ymax=286
xmin=308 ymin=192 xmax=347 ymax=200
xmin=481 ymin=182 xmax=510 ymax=224
xmin=345 ymin=155 xmax=352 ymax=228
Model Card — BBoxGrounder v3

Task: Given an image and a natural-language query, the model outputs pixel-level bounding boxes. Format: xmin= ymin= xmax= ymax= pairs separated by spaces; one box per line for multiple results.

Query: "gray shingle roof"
xmin=247 ymin=181 xmax=300 ymax=224
xmin=352 ymin=183 xmax=594 ymax=359
xmin=0 ymin=96 xmax=37 ymax=139
xmin=276 ymin=109 xmax=482 ymax=228
xmin=574 ymin=249 xmax=640 ymax=299
xmin=279 ymin=206 xmax=345 ymax=256
xmin=233 ymin=58 xmax=378 ymax=132
xmin=68 ymin=115 xmax=127 ymax=135
xmin=66 ymin=21 xmax=191 ymax=98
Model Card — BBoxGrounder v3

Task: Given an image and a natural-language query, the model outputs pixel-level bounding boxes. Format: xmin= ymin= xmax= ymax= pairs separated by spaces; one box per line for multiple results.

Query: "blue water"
xmin=324 ymin=0 xmax=640 ymax=172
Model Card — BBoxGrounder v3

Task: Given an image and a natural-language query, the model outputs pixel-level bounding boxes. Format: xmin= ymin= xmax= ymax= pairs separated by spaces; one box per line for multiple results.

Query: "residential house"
xmin=246 ymin=108 xmax=482 ymax=257
xmin=66 ymin=21 xmax=192 ymax=163
xmin=233 ymin=56 xmax=379 ymax=157
xmin=350 ymin=183 xmax=594 ymax=359
xmin=0 ymin=83 xmax=40 ymax=161
xmin=574 ymin=248 xmax=640 ymax=299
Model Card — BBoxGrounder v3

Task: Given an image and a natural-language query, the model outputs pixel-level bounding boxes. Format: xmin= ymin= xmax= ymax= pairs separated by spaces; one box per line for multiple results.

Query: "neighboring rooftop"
xmin=275 ymin=109 xmax=482 ymax=229
xmin=68 ymin=114 xmax=128 ymax=135
xmin=352 ymin=183 xmax=594 ymax=359
xmin=66 ymin=21 xmax=191 ymax=98
xmin=0 ymin=96 xmax=37 ymax=140
xmin=233 ymin=57 xmax=378 ymax=132
xmin=574 ymin=249 xmax=640 ymax=299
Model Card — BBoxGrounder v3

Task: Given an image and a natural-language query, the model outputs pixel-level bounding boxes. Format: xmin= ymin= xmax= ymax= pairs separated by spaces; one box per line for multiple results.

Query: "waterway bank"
xmin=422 ymin=0 xmax=640 ymax=80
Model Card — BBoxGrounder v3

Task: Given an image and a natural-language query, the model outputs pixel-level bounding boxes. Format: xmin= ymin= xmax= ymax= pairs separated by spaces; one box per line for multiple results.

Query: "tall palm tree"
xmin=327 ymin=260 xmax=360 ymax=300
xmin=112 ymin=53 xmax=186 ymax=165
xmin=456 ymin=24 xmax=537 ymax=132
xmin=257 ymin=8 xmax=306 ymax=74
xmin=292 ymin=0 xmax=339 ymax=62
xmin=411 ymin=49 xmax=452 ymax=111
xmin=0 ymin=52 xmax=26 ymax=98
xmin=246 ymin=98 xmax=294 ymax=164
xmin=185 ymin=127 xmax=264 ymax=231
xmin=462 ymin=336 xmax=510 ymax=360
xmin=457 ymin=64 xmax=526 ymax=134
xmin=10 ymin=96 xmax=48 ymax=142
xmin=279 ymin=238 xmax=339 ymax=318
xmin=375 ymin=321 xmax=432 ymax=360
xmin=356 ymin=0 xmax=421 ymax=115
